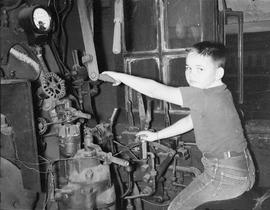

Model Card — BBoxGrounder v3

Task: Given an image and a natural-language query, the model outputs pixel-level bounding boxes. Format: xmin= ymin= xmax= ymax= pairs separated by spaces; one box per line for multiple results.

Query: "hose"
xmin=121 ymin=170 xmax=133 ymax=198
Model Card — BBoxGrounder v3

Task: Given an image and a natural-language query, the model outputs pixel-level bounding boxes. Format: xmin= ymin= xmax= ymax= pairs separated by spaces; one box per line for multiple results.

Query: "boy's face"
xmin=185 ymin=51 xmax=222 ymax=89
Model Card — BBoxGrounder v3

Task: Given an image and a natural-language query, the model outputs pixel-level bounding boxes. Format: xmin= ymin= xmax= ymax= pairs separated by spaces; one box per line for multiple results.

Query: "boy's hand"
xmin=101 ymin=71 xmax=121 ymax=86
xmin=136 ymin=130 xmax=159 ymax=142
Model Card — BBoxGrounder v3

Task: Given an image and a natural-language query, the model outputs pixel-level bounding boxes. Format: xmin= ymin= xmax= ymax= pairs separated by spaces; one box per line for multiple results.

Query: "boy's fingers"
xmin=136 ymin=131 xmax=148 ymax=136
xmin=101 ymin=71 xmax=114 ymax=79
xmin=99 ymin=73 xmax=117 ymax=83
xmin=136 ymin=133 xmax=148 ymax=141
xmin=101 ymin=72 xmax=121 ymax=86
xmin=112 ymin=80 xmax=121 ymax=86
xmin=136 ymin=134 xmax=147 ymax=139
xmin=101 ymin=71 xmax=110 ymax=75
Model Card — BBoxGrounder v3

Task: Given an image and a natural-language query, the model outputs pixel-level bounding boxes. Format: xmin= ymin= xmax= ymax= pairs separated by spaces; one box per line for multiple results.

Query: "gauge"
xmin=18 ymin=5 xmax=53 ymax=45
xmin=33 ymin=8 xmax=52 ymax=32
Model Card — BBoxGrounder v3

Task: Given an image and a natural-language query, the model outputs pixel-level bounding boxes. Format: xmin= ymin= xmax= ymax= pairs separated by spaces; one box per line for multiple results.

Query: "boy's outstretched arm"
xmin=101 ymin=71 xmax=183 ymax=106
xmin=136 ymin=115 xmax=193 ymax=142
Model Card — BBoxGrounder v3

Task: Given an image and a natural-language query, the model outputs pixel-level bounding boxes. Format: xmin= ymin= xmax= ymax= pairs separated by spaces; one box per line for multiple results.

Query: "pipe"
xmin=124 ymin=189 xmax=152 ymax=200
xmin=121 ymin=171 xmax=133 ymax=198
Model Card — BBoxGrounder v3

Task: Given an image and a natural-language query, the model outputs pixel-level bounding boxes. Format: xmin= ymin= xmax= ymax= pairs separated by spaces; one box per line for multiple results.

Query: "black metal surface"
xmin=0 ymin=79 xmax=41 ymax=191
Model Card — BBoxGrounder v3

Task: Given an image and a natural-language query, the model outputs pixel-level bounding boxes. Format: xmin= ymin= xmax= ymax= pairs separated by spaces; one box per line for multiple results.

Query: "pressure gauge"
xmin=18 ymin=5 xmax=53 ymax=45
xmin=32 ymin=8 xmax=52 ymax=32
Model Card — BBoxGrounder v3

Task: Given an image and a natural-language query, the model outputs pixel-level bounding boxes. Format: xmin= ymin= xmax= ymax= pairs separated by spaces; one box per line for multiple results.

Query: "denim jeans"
xmin=168 ymin=148 xmax=255 ymax=210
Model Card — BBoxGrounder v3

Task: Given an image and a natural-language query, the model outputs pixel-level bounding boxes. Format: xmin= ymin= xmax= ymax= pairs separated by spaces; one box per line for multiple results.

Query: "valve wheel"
xmin=41 ymin=72 xmax=66 ymax=99
xmin=37 ymin=117 xmax=48 ymax=135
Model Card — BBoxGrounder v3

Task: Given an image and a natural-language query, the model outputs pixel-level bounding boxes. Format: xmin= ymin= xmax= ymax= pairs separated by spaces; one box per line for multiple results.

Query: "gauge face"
xmin=33 ymin=8 xmax=51 ymax=32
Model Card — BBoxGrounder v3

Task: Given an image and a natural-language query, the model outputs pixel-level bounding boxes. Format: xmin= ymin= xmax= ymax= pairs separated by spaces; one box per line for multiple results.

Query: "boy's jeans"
xmin=168 ymin=148 xmax=255 ymax=210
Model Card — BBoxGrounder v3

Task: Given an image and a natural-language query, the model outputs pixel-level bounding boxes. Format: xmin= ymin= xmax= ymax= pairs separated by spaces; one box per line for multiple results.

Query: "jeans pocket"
xmin=212 ymin=177 xmax=249 ymax=200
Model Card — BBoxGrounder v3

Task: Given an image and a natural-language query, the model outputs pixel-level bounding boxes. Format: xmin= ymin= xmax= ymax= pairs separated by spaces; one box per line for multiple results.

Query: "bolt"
xmin=90 ymin=72 xmax=97 ymax=80
xmin=71 ymin=70 xmax=78 ymax=75
xmin=141 ymin=164 xmax=149 ymax=172
xmin=143 ymin=173 xmax=151 ymax=182
xmin=63 ymin=194 xmax=69 ymax=200
xmin=10 ymin=70 xmax=15 ymax=78
xmin=85 ymin=169 xmax=93 ymax=179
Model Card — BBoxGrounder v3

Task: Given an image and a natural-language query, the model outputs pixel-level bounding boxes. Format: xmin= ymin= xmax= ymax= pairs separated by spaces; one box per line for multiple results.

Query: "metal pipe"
xmin=124 ymin=192 xmax=152 ymax=200
xmin=222 ymin=6 xmax=244 ymax=104
xmin=124 ymin=185 xmax=153 ymax=200
xmin=148 ymin=152 xmax=156 ymax=192
xmin=238 ymin=12 xmax=244 ymax=104
xmin=110 ymin=108 xmax=119 ymax=128
xmin=121 ymin=171 xmax=133 ymax=198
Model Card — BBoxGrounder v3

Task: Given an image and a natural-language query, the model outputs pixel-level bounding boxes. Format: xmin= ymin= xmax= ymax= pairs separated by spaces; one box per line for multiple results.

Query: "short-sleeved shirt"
xmin=180 ymin=84 xmax=247 ymax=156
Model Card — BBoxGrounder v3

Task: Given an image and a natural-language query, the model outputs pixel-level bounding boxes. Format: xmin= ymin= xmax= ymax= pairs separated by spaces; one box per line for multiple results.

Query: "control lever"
xmin=127 ymin=100 xmax=135 ymax=127
xmin=77 ymin=0 xmax=99 ymax=81
xmin=112 ymin=0 xmax=123 ymax=54
xmin=141 ymin=140 xmax=148 ymax=160
xmin=109 ymin=108 xmax=119 ymax=128
xmin=72 ymin=50 xmax=81 ymax=71
xmin=96 ymin=150 xmax=130 ymax=167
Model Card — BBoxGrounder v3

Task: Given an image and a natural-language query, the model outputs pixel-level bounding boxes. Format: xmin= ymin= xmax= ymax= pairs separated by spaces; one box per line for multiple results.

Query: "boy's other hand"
xmin=101 ymin=71 xmax=121 ymax=86
xmin=136 ymin=130 xmax=159 ymax=142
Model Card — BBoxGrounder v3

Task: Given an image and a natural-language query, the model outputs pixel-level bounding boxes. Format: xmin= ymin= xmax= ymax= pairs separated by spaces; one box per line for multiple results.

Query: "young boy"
xmin=101 ymin=41 xmax=255 ymax=210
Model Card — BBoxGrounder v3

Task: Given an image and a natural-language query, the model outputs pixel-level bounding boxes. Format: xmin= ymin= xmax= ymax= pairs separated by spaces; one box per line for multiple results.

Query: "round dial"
xmin=33 ymin=8 xmax=52 ymax=32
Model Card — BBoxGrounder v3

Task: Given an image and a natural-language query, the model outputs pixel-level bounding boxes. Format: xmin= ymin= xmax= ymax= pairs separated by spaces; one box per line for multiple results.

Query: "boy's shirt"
xmin=180 ymin=84 xmax=247 ymax=156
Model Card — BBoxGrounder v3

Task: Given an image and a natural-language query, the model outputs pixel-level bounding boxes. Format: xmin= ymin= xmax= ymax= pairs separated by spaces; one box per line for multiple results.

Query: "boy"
xmin=101 ymin=41 xmax=255 ymax=210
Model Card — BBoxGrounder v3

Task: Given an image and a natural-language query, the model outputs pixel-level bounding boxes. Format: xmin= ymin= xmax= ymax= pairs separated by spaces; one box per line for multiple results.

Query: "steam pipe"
xmin=121 ymin=170 xmax=133 ymax=198
xmin=124 ymin=185 xmax=153 ymax=200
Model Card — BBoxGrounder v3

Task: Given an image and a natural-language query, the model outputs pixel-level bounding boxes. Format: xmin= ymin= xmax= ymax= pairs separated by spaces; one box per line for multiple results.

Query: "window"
xmin=224 ymin=32 xmax=270 ymax=119
xmin=123 ymin=0 xmax=218 ymax=118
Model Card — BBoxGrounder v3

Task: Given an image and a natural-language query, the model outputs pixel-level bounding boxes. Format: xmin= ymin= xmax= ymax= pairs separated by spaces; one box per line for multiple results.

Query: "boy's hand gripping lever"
xmin=98 ymin=73 xmax=117 ymax=83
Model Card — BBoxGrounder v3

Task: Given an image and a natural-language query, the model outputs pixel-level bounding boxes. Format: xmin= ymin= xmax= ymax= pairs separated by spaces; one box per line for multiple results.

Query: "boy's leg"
xmin=168 ymin=171 xmax=249 ymax=210
xmin=168 ymin=173 xmax=213 ymax=210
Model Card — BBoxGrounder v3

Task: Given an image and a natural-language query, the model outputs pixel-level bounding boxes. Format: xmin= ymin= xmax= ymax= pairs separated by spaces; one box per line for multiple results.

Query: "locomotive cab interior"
xmin=1 ymin=0 xmax=270 ymax=209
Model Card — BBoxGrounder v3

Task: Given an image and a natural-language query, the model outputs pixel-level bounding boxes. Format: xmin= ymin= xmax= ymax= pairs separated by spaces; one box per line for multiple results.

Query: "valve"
xmin=40 ymin=72 xmax=66 ymax=99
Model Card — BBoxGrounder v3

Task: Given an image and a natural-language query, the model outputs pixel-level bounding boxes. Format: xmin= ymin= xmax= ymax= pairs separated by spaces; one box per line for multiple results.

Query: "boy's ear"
xmin=216 ymin=67 xmax=224 ymax=80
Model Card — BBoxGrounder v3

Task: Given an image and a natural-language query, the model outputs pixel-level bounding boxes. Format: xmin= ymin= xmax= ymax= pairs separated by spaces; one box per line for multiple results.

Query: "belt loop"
xmin=213 ymin=158 xmax=218 ymax=178
xmin=224 ymin=151 xmax=231 ymax=159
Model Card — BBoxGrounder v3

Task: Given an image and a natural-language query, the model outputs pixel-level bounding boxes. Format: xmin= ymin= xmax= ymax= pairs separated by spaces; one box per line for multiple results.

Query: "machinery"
xmin=1 ymin=0 xmax=270 ymax=210
xmin=0 ymin=1 xmax=220 ymax=209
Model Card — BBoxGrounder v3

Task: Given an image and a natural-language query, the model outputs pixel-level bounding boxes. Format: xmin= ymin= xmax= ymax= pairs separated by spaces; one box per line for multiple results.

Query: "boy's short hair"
xmin=187 ymin=41 xmax=226 ymax=68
